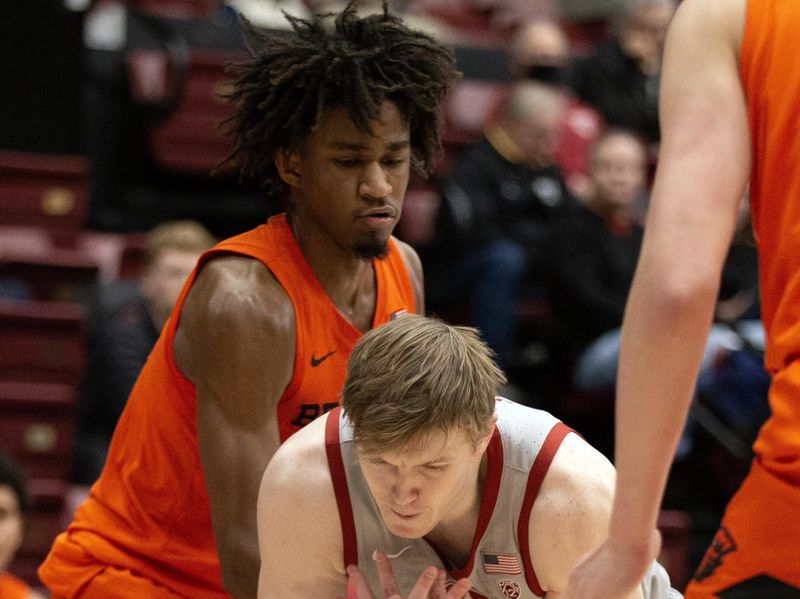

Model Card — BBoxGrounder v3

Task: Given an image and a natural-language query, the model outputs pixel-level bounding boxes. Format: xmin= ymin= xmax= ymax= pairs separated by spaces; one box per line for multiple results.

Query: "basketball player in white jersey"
xmin=256 ymin=316 xmax=678 ymax=598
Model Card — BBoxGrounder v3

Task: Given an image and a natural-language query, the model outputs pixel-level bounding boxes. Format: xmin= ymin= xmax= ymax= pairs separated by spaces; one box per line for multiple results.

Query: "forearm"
xmin=609 ymin=263 xmax=718 ymax=545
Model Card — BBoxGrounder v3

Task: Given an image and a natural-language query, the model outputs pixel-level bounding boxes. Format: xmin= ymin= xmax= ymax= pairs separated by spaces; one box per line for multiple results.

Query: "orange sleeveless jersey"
xmin=0 ymin=573 xmax=32 ymax=599
xmin=739 ymin=0 xmax=800 ymax=485
xmin=38 ymin=214 xmax=416 ymax=597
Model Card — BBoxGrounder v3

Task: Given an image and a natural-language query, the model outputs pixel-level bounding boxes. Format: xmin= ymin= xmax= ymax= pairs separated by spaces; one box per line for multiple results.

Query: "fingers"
xmin=357 ymin=552 xmax=473 ymax=599
xmin=446 ymin=577 xmax=472 ymax=599
xmin=405 ymin=566 xmax=440 ymax=599
xmin=429 ymin=570 xmax=448 ymax=599
xmin=374 ymin=551 xmax=402 ymax=598
xmin=346 ymin=564 xmax=375 ymax=599
xmin=429 ymin=570 xmax=471 ymax=599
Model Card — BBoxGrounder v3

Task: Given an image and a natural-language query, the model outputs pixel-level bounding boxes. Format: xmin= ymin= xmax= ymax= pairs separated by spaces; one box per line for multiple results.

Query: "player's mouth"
xmin=358 ymin=206 xmax=397 ymax=223
xmin=391 ymin=508 xmax=421 ymax=520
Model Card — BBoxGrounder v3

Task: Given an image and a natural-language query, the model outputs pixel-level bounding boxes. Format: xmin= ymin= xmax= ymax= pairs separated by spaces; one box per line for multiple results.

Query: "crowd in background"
xmin=0 ymin=0 xmax=770 ymax=591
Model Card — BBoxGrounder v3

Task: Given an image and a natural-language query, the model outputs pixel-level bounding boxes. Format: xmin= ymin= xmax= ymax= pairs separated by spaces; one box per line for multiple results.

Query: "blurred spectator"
xmin=717 ymin=199 xmax=760 ymax=324
xmin=408 ymin=0 xmax=556 ymax=43
xmin=0 ymin=452 xmax=45 ymax=599
xmin=544 ymin=132 xmax=765 ymax=453
xmin=73 ymin=220 xmax=216 ymax=485
xmin=426 ymin=81 xmax=577 ymax=368
xmin=570 ymin=0 xmax=676 ymax=144
xmin=696 ymin=201 xmax=768 ymax=448
xmin=509 ymin=19 xmax=605 ymax=197
xmin=542 ymin=129 xmax=647 ymax=385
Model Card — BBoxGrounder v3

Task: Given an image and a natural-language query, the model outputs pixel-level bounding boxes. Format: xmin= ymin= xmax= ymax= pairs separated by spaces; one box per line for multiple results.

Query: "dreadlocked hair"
xmin=221 ymin=2 xmax=459 ymax=204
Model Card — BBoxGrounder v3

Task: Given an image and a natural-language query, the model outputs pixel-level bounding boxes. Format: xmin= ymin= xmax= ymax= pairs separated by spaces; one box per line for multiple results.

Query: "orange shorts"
xmin=684 ymin=459 xmax=800 ymax=597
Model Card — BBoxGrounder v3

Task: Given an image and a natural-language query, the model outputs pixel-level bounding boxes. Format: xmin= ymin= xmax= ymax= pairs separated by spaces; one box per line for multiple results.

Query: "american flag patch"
xmin=390 ymin=309 xmax=409 ymax=320
xmin=482 ymin=552 xmax=521 ymax=575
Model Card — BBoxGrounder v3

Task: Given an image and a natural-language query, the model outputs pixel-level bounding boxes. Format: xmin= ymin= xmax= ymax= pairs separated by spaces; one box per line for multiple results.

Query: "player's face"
xmin=359 ymin=428 xmax=490 ymax=540
xmin=281 ymin=101 xmax=411 ymax=260
xmin=0 ymin=485 xmax=23 ymax=573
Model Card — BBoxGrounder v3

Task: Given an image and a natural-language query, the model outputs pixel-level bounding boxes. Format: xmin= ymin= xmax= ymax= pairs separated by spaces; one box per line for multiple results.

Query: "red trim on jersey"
xmin=518 ymin=422 xmax=573 ymax=596
xmin=442 ymin=427 xmax=504 ymax=580
xmin=325 ymin=407 xmax=359 ymax=568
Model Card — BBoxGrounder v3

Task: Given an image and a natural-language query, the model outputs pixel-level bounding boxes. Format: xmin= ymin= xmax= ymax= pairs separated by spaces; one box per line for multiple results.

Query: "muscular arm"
xmin=530 ymin=433 xmax=642 ymax=599
xmin=174 ymin=255 xmax=295 ymax=598
xmin=395 ymin=237 xmax=425 ymax=315
xmin=256 ymin=415 xmax=345 ymax=598
xmin=565 ymin=1 xmax=750 ymax=596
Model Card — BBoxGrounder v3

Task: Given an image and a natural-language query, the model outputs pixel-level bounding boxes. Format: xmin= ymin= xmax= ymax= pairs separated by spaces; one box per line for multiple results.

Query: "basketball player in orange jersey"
xmin=38 ymin=5 xmax=458 ymax=598
xmin=566 ymin=0 xmax=800 ymax=596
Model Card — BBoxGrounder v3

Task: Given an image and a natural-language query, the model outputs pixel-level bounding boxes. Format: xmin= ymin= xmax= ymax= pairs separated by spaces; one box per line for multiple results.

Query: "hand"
xmin=344 ymin=551 xmax=472 ymax=599
xmin=562 ymin=529 xmax=661 ymax=599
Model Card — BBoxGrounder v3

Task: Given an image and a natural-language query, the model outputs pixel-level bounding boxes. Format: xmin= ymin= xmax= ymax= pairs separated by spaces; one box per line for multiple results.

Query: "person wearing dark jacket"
xmin=427 ymin=81 xmax=577 ymax=368
xmin=569 ymin=0 xmax=675 ymax=144
xmin=544 ymin=129 xmax=753 ymax=403
xmin=542 ymin=129 xmax=647 ymax=389
xmin=73 ymin=220 xmax=215 ymax=484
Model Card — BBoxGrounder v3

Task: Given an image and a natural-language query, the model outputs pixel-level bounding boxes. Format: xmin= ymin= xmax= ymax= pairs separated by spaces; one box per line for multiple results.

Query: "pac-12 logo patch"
xmin=497 ymin=579 xmax=521 ymax=598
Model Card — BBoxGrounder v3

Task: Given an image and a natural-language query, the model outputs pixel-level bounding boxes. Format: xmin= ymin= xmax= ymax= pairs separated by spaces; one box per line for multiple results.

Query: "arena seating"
xmin=145 ymin=50 xmax=243 ymax=176
xmin=0 ymin=299 xmax=86 ymax=586
xmin=0 ymin=151 xmax=90 ymax=248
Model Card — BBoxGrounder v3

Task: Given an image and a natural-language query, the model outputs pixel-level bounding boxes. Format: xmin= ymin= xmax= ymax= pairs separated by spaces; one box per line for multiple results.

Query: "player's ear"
xmin=275 ymin=149 xmax=302 ymax=187
xmin=476 ymin=414 xmax=497 ymax=455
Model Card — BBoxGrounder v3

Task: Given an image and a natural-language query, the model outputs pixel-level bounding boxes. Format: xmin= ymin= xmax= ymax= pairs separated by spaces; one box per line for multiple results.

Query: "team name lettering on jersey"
xmin=291 ymin=402 xmax=339 ymax=428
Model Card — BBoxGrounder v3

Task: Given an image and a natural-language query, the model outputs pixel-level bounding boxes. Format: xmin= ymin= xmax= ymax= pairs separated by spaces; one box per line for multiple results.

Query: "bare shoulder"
xmin=668 ymin=0 xmax=745 ymax=51
xmin=175 ymin=254 xmax=295 ymax=384
xmin=258 ymin=413 xmax=345 ymax=592
xmin=529 ymin=432 xmax=616 ymax=592
xmin=183 ymin=254 xmax=292 ymax=334
xmin=262 ymin=413 xmax=331 ymax=497
xmin=534 ymin=432 xmax=615 ymax=529
xmin=392 ymin=236 xmax=424 ymax=314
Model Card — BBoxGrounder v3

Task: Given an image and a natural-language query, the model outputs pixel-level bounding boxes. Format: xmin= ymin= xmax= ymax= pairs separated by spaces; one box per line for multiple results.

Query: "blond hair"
xmin=144 ymin=220 xmax=216 ymax=265
xmin=342 ymin=315 xmax=506 ymax=454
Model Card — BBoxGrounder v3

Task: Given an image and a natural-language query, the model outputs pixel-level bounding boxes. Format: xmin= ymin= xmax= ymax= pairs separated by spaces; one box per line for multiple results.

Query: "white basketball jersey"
xmin=327 ymin=398 xmax=564 ymax=599
xmin=325 ymin=398 xmax=680 ymax=599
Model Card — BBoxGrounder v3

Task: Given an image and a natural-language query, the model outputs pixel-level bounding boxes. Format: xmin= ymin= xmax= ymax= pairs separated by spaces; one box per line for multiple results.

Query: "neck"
xmin=288 ymin=212 xmax=378 ymax=332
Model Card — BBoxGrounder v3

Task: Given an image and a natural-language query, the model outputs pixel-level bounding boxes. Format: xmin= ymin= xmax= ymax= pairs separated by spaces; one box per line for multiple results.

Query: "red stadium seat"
xmin=0 ymin=299 xmax=85 ymax=385
xmin=0 ymin=151 xmax=89 ymax=248
xmin=0 ymin=382 xmax=76 ymax=482
xmin=127 ymin=0 xmax=223 ymax=18
xmin=0 ymin=299 xmax=83 ymax=566
xmin=146 ymin=50 xmax=244 ymax=176
xmin=0 ymin=244 xmax=101 ymax=303
xmin=0 ymin=300 xmax=85 ymax=587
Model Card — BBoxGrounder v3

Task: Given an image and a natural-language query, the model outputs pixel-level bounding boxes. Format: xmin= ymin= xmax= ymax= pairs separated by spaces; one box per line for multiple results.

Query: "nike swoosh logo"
xmin=310 ymin=350 xmax=336 ymax=367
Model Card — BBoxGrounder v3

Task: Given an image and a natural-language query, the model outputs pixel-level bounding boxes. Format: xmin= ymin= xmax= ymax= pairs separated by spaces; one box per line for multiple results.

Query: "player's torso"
xmin=333 ymin=399 xmax=565 ymax=599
